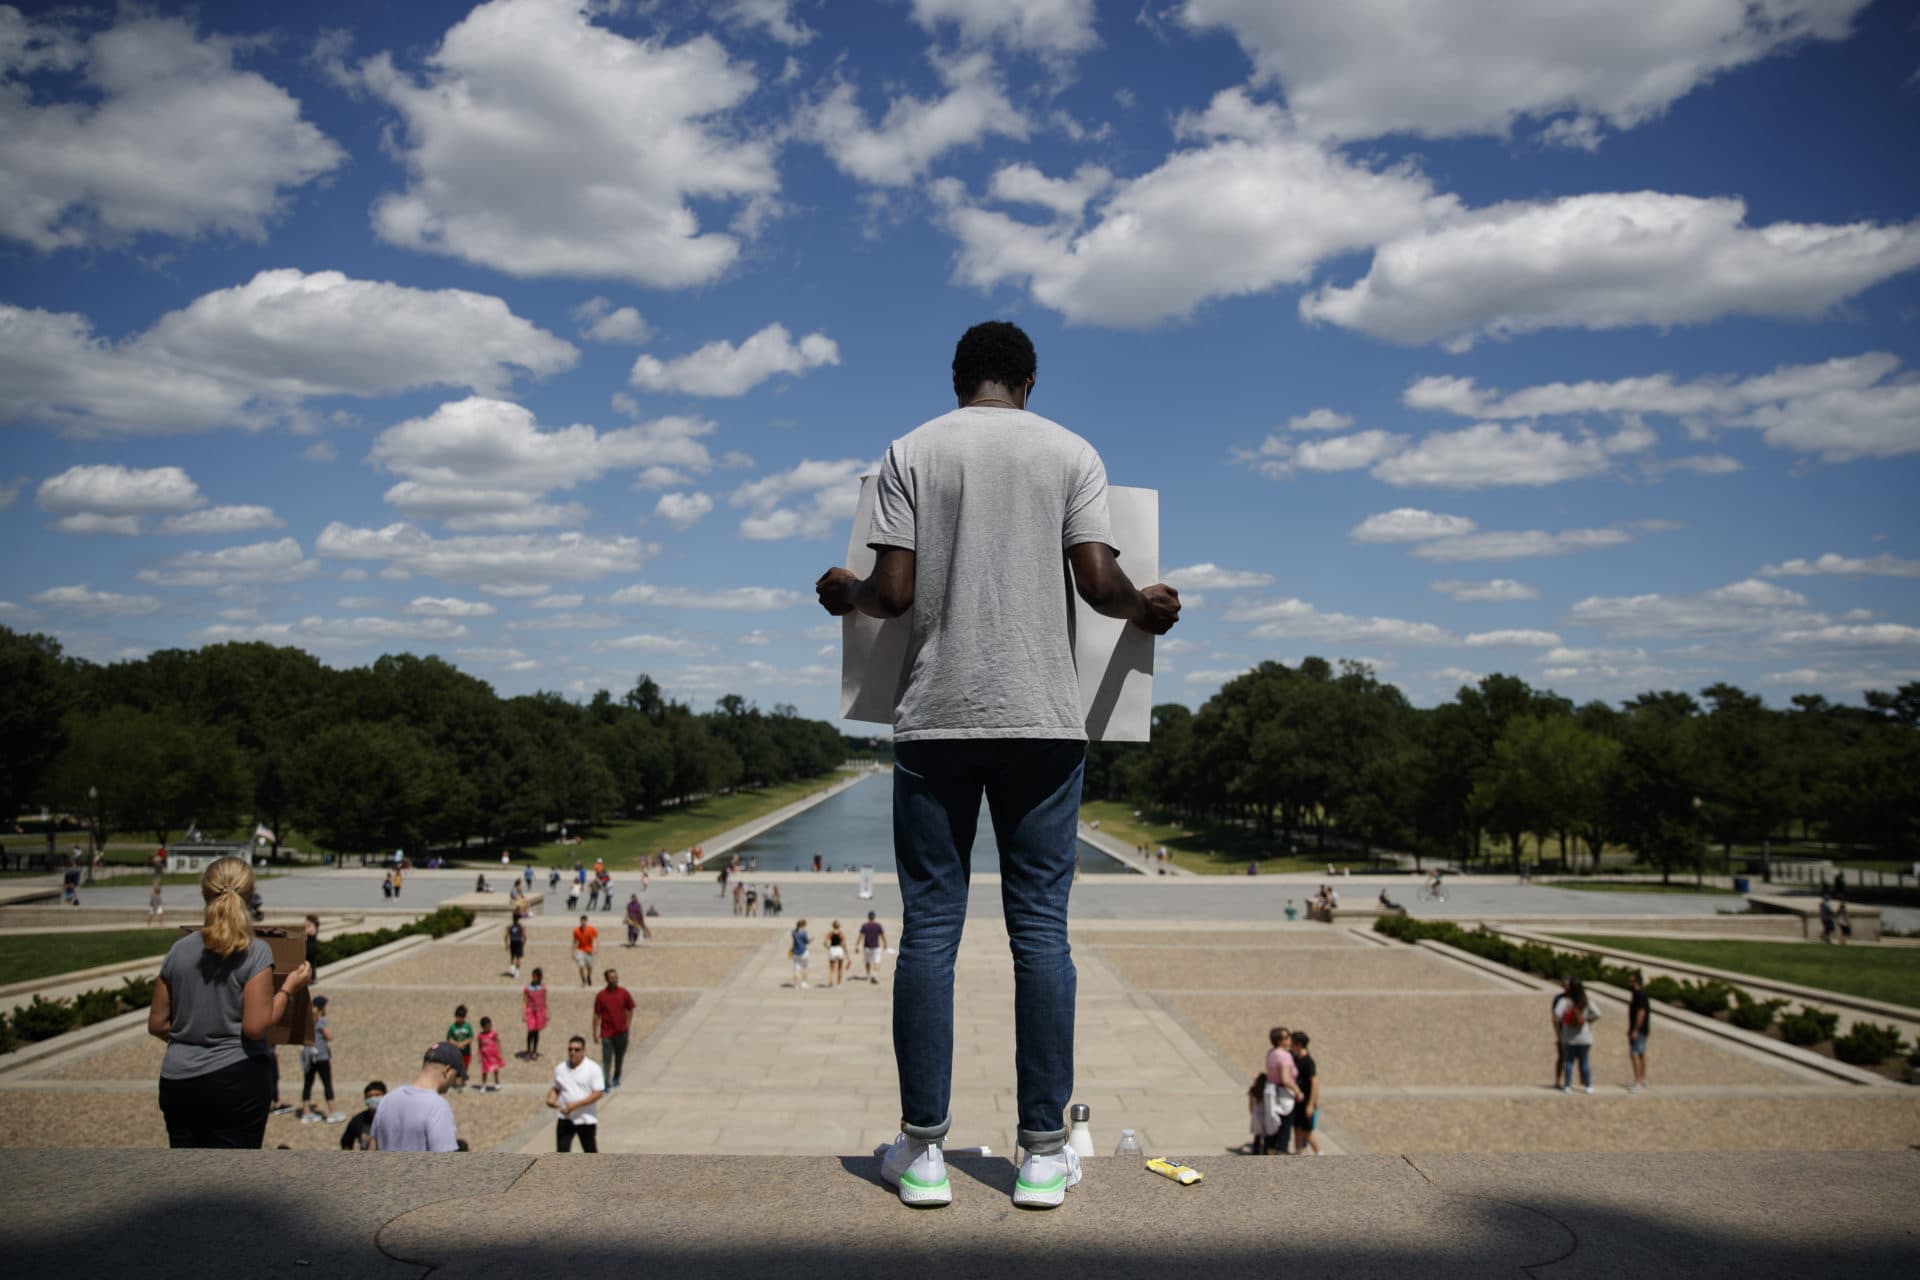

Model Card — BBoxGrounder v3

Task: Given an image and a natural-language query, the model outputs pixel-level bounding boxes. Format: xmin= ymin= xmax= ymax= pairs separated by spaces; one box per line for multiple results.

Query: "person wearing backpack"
xmin=1553 ymin=978 xmax=1600 ymax=1094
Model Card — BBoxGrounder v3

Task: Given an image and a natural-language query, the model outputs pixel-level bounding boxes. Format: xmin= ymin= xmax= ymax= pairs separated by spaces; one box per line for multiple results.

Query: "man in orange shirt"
xmin=572 ymin=915 xmax=598 ymax=987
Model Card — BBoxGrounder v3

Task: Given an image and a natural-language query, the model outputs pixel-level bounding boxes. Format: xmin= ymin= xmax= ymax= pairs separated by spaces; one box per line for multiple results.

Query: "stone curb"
xmin=0 ymin=932 xmax=434 ymax=1077
xmin=1499 ymin=926 xmax=1920 ymax=1025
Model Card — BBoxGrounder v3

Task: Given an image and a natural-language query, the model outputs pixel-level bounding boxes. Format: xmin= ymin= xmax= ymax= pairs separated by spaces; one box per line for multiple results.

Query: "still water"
xmin=728 ymin=771 xmax=1133 ymax=874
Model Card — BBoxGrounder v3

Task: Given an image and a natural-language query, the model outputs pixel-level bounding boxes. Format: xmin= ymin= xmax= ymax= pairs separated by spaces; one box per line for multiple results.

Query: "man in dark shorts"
xmin=858 ymin=911 xmax=888 ymax=984
xmin=505 ymin=911 xmax=526 ymax=979
xmin=1290 ymin=1030 xmax=1320 ymax=1155
xmin=1627 ymin=972 xmax=1651 ymax=1093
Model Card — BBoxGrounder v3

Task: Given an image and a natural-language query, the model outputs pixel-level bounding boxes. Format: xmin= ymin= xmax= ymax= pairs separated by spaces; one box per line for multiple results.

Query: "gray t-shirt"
xmin=304 ymin=1014 xmax=331 ymax=1063
xmin=368 ymin=1084 xmax=458 ymax=1152
xmin=867 ymin=407 xmax=1115 ymax=741
xmin=159 ymin=932 xmax=273 ymax=1080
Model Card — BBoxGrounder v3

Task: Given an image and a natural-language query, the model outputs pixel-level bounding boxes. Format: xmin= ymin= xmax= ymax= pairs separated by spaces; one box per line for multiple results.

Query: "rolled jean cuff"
xmin=1019 ymin=1126 xmax=1067 ymax=1156
xmin=902 ymin=1113 xmax=950 ymax=1142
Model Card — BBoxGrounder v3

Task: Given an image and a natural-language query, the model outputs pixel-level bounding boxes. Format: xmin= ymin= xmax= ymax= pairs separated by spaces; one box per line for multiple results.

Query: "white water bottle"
xmin=1114 ymin=1128 xmax=1143 ymax=1158
xmin=1067 ymin=1103 xmax=1096 ymax=1158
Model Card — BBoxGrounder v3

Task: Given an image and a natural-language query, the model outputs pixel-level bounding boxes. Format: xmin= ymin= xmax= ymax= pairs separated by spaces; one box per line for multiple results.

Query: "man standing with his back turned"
xmin=816 ymin=321 xmax=1181 ymax=1211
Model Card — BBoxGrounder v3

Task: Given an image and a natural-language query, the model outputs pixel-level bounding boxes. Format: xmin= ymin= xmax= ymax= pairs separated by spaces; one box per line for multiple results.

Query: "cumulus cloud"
xmin=531 ymin=594 xmax=584 ymax=609
xmin=1301 ymin=193 xmax=1920 ymax=349
xmin=1371 ymin=423 xmax=1614 ymax=489
xmin=0 ymin=9 xmax=343 ymax=251
xmin=988 ymin=163 xmax=1113 ymax=220
xmin=357 ymin=0 xmax=776 ymax=286
xmin=1292 ymin=430 xmax=1406 ymax=472
xmin=196 ymin=615 xmax=469 ymax=648
xmin=1289 ymin=409 xmax=1353 ymax=432
xmin=1570 ymin=578 xmax=1818 ymax=638
xmin=730 ymin=458 xmax=870 ymax=540
xmin=407 ymin=596 xmax=495 ymax=618
xmin=610 ymin=584 xmax=805 ymax=611
xmin=721 ymin=0 xmax=815 ymax=46
xmin=630 ymin=324 xmax=839 ymax=397
xmin=1225 ymin=597 xmax=1453 ymax=645
xmin=29 ymin=584 xmax=161 ymax=616
xmin=1463 ymin=629 xmax=1562 ymax=648
xmin=1410 ymin=529 xmax=1633 ymax=562
xmin=1162 ymin=563 xmax=1274 ymax=591
xmin=506 ymin=612 xmax=621 ymax=631
xmin=369 ymin=397 xmax=720 ymax=525
xmin=157 ymin=506 xmax=284 ymax=536
xmin=910 ymin=0 xmax=1097 ymax=52
xmin=573 ymin=298 xmax=651 ymax=344
xmin=1429 ymin=578 xmax=1540 ymax=602
xmin=316 ymin=521 xmax=649 ymax=584
xmin=653 ymin=492 xmax=715 ymax=530
xmin=800 ymin=51 xmax=1028 ymax=187
xmin=1179 ymin=0 xmax=1867 ymax=144
xmin=938 ymin=88 xmax=1448 ymax=327
xmin=136 ymin=538 xmax=317 ymax=587
xmin=1 ymin=270 xmax=575 ymax=437
xmin=1760 ymin=552 xmax=1920 ymax=579
xmin=1403 ymin=351 xmax=1920 ymax=463
xmin=600 ymin=632 xmax=704 ymax=653
xmin=1349 ymin=509 xmax=1476 ymax=543
xmin=38 ymin=464 xmax=202 ymax=517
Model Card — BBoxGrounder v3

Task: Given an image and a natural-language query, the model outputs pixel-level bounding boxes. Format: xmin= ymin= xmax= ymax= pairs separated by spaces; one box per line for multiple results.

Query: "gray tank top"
xmin=159 ymin=932 xmax=273 ymax=1079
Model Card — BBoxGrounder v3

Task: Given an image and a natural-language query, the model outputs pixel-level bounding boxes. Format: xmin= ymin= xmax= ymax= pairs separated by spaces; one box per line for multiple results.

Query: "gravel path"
xmin=1093 ymin=946 xmax=1504 ymax=992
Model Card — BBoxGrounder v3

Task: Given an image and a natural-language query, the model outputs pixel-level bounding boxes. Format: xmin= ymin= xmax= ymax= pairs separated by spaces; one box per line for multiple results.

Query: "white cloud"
xmin=316 ymin=521 xmax=649 ymax=584
xmin=1179 ymin=0 xmax=1867 ymax=144
xmin=1293 ymin=430 xmax=1405 ymax=472
xmin=0 ymin=10 xmax=343 ymax=251
xmin=1771 ymin=623 xmax=1920 ymax=648
xmin=738 ymin=629 xmax=771 ymax=647
xmin=338 ymin=597 xmax=384 ymax=611
xmin=1302 ymin=193 xmax=1920 ymax=349
xmin=630 ymin=324 xmax=839 ymax=397
xmin=1 ymin=270 xmax=574 ymax=437
xmin=531 ymin=594 xmax=584 ymax=609
xmin=1372 ymin=423 xmax=1613 ymax=489
xmin=301 ymin=441 xmax=338 ymax=463
xmin=1429 ymin=578 xmax=1540 ymax=602
xmin=721 ymin=0 xmax=815 ymax=46
xmin=195 ymin=615 xmax=470 ymax=647
xmin=601 ymin=633 xmax=703 ymax=653
xmin=479 ymin=583 xmax=551 ymax=599
xmin=1226 ymin=597 xmax=1453 ymax=645
xmin=29 ymin=584 xmax=161 ymax=616
xmin=507 ymin=612 xmax=622 ymax=631
xmin=457 ymin=646 xmax=528 ymax=665
xmin=1349 ymin=509 xmax=1476 ymax=543
xmin=157 ymin=505 xmax=284 ymax=535
xmin=1411 ymin=529 xmax=1633 ymax=562
xmin=1570 ymin=578 xmax=1818 ymax=638
xmin=573 ymin=298 xmax=652 ymax=344
xmin=369 ymin=397 xmax=719 ymax=524
xmin=1185 ymin=667 xmax=1252 ymax=686
xmin=441 ymin=503 xmax=591 ymax=533
xmin=610 ymin=584 xmax=805 ymax=611
xmin=1162 ymin=563 xmax=1274 ymax=591
xmin=136 ymin=538 xmax=317 ymax=587
xmin=359 ymin=0 xmax=776 ymax=286
xmin=654 ymin=492 xmax=715 ymax=530
xmin=1463 ymin=629 xmax=1562 ymax=648
xmin=910 ymin=0 xmax=1097 ymax=52
xmin=939 ymin=88 xmax=1447 ymax=327
xmin=1405 ymin=351 xmax=1920 ymax=463
xmin=38 ymin=464 xmax=203 ymax=517
xmin=1761 ymin=552 xmax=1920 ymax=579
xmin=48 ymin=513 xmax=140 ymax=536
xmin=407 ymin=596 xmax=496 ymax=618
xmin=1288 ymin=409 xmax=1352 ymax=432
xmin=987 ymin=163 xmax=1113 ymax=221
xmin=730 ymin=458 xmax=870 ymax=540
xmin=0 ymin=475 xmax=24 ymax=510
xmin=1647 ymin=454 xmax=1745 ymax=477
xmin=801 ymin=51 xmax=1028 ymax=187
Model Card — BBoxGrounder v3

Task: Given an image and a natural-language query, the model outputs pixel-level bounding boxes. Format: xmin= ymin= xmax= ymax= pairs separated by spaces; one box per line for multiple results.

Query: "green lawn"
xmin=1563 ymin=935 xmax=1920 ymax=1010
xmin=522 ymin=774 xmax=848 ymax=869
xmin=1545 ymin=881 xmax=1738 ymax=896
xmin=1078 ymin=800 xmax=1378 ymax=875
xmin=0 ymin=929 xmax=176 ymax=987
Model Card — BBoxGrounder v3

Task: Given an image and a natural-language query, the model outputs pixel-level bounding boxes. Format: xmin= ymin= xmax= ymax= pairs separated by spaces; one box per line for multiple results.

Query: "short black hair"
xmin=952 ymin=321 xmax=1036 ymax=400
xmin=1290 ymin=1030 xmax=1310 ymax=1049
xmin=364 ymin=1080 xmax=387 ymax=1095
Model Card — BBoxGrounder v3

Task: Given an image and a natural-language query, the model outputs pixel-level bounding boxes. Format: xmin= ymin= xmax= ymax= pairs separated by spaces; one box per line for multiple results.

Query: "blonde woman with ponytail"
xmin=148 ymin=856 xmax=312 ymax=1147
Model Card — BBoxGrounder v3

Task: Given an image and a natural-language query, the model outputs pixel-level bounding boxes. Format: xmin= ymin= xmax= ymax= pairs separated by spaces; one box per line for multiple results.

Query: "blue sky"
xmin=2 ymin=0 xmax=1917 ymax=728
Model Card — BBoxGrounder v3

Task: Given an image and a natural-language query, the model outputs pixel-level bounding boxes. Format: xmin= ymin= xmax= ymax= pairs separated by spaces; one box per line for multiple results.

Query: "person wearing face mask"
xmin=340 ymin=1081 xmax=387 ymax=1150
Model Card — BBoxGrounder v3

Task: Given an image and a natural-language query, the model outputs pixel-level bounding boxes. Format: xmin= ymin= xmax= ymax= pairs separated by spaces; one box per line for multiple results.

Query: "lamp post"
xmin=86 ymin=785 xmax=98 ymax=884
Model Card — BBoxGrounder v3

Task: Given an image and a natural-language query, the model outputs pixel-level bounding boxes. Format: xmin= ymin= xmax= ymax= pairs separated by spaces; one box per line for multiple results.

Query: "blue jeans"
xmin=892 ymin=738 xmax=1084 ymax=1155
xmin=1562 ymin=1042 xmax=1592 ymax=1088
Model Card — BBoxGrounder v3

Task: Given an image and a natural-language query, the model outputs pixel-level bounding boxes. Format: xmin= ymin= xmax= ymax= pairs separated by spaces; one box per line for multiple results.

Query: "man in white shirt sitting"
xmin=548 ymin=1035 xmax=606 ymax=1153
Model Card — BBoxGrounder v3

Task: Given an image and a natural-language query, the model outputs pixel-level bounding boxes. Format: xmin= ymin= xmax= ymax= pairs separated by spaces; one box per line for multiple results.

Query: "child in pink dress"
xmin=476 ymin=1016 xmax=505 ymax=1092
xmin=522 ymin=967 xmax=548 ymax=1061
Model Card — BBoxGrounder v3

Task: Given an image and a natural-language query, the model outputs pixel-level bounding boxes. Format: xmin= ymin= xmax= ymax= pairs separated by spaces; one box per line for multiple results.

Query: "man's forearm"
xmin=850 ymin=575 xmax=909 ymax=619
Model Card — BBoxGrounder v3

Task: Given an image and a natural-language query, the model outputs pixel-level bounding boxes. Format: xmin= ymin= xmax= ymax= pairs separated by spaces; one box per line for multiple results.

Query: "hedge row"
xmin=1372 ymin=915 xmax=1914 ymax=1071
xmin=0 ymin=907 xmax=474 ymax=1056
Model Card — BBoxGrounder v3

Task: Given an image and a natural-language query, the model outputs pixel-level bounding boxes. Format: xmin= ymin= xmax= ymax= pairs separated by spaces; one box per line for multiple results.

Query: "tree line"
xmin=1086 ymin=657 xmax=1919 ymax=877
xmin=0 ymin=627 xmax=853 ymax=857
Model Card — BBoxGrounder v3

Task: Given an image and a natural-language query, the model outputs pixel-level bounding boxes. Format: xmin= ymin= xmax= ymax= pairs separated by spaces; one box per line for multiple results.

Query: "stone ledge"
xmin=0 ymin=1149 xmax=1913 ymax=1278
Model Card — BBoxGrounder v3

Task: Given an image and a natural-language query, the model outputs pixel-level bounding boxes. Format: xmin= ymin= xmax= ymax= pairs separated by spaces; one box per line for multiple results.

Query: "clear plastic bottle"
xmin=1114 ymin=1128 xmax=1143 ymax=1158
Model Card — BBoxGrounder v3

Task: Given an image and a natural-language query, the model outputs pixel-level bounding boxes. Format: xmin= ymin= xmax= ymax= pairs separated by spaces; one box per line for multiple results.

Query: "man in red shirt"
xmin=591 ymin=967 xmax=636 ymax=1089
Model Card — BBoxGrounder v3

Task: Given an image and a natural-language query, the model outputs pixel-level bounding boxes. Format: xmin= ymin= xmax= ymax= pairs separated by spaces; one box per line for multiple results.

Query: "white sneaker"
xmin=1013 ymin=1145 xmax=1082 ymax=1210
xmin=299 ymin=1113 xmax=319 ymax=1124
xmin=1584 ymin=1085 xmax=1594 ymax=1095
xmin=878 ymin=1134 xmax=951 ymax=1207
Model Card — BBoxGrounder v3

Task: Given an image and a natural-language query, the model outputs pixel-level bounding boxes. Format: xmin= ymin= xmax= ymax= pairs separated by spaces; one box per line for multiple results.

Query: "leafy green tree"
xmin=50 ymin=706 xmax=249 ymax=845
xmin=0 ymin=628 xmax=69 ymax=819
